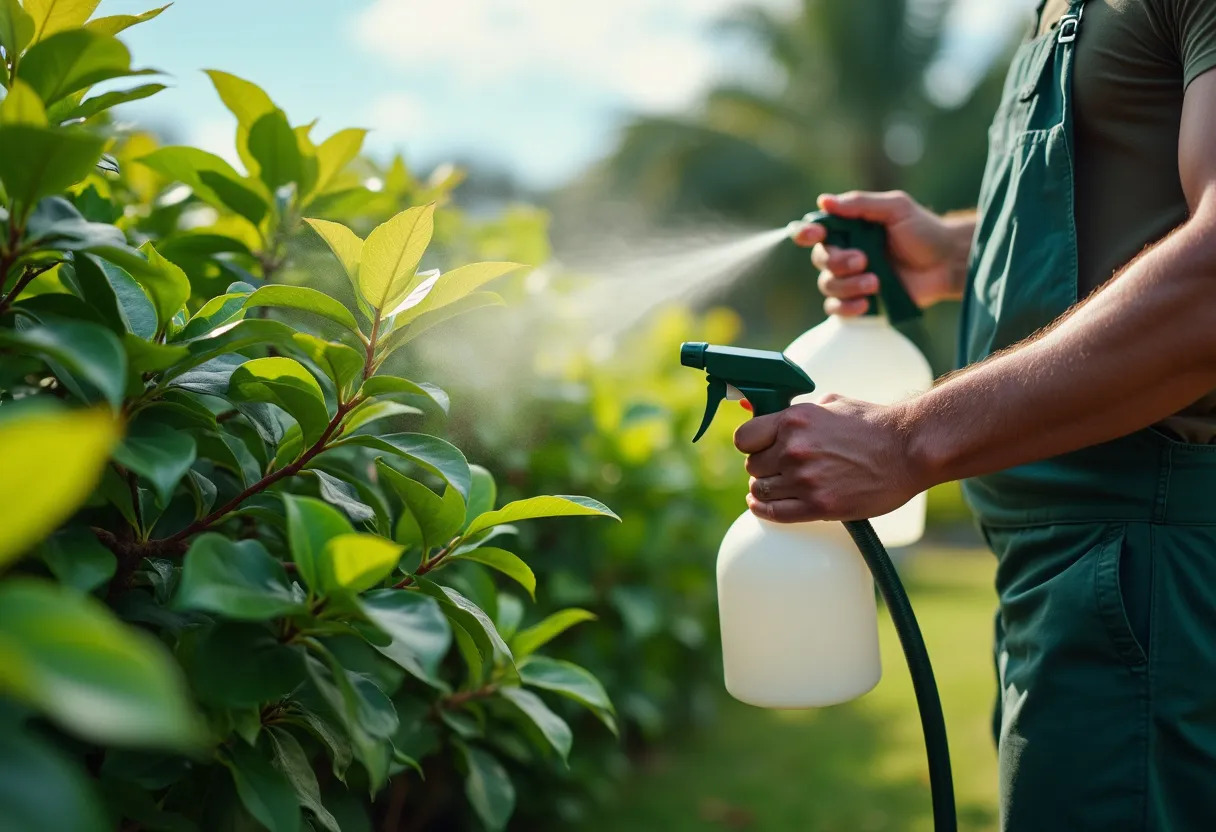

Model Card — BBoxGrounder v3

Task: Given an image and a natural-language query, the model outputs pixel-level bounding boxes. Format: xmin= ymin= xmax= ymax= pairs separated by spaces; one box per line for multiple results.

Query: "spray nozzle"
xmin=681 ymin=342 xmax=816 ymax=441
xmin=788 ymin=210 xmax=922 ymax=324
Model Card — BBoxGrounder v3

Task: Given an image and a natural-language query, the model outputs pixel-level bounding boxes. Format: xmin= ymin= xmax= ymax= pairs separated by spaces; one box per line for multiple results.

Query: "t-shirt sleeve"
xmin=1167 ymin=0 xmax=1216 ymax=88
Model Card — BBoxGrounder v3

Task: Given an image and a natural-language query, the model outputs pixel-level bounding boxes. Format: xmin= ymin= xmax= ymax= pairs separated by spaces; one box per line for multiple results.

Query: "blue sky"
xmin=106 ymin=0 xmax=1032 ymax=190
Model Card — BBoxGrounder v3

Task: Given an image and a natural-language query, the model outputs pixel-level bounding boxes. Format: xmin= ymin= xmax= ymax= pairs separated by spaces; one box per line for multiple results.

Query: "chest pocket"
xmin=986 ymin=33 xmax=1065 ymax=159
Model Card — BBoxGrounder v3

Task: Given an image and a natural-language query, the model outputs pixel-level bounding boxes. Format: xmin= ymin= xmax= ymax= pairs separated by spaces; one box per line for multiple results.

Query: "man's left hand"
xmin=735 ymin=396 xmax=925 ymax=523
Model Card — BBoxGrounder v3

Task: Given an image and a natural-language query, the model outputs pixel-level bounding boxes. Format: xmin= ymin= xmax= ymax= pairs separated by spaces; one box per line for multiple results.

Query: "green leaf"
xmin=466 ymin=495 xmax=618 ymax=537
xmin=0 ymin=79 xmax=46 ymax=125
xmin=268 ymin=728 xmax=342 ymax=832
xmin=290 ymin=332 xmax=364 ymax=401
xmin=0 ymin=726 xmax=107 ymax=832
xmin=456 ymin=743 xmax=515 ymax=832
xmin=17 ymin=29 xmax=144 ymax=105
xmin=136 ymin=242 xmax=191 ymax=333
xmin=309 ymin=469 xmax=375 ymax=525
xmin=204 ymin=68 xmax=275 ymax=128
xmin=510 ymin=609 xmax=596 ymax=660
xmin=358 ymin=204 xmax=435 ymax=314
xmin=464 ymin=465 xmax=497 ymax=528
xmin=138 ymin=145 xmax=248 ymax=211
xmin=519 ymin=657 xmax=615 ymax=731
xmin=330 ymin=432 xmax=470 ymax=500
xmin=414 ymin=578 xmax=511 ymax=663
xmin=303 ymin=217 xmax=362 ymax=287
xmin=377 ymin=292 xmax=505 ymax=356
xmin=222 ymin=741 xmax=301 ymax=832
xmin=319 ymin=533 xmax=403 ymax=595
xmin=375 ymin=461 xmax=463 ymax=553
xmin=175 ymin=288 xmax=252 ymax=341
xmin=0 ymin=319 xmax=126 ymax=407
xmin=283 ymin=495 xmax=353 ymax=593
xmin=0 ymin=407 xmax=118 ymax=568
xmin=198 ymin=169 xmax=268 ymax=226
xmin=340 ymin=399 xmax=420 ymax=437
xmin=243 ymin=284 xmax=361 ymax=333
xmin=498 ymin=686 xmax=572 ymax=763
xmin=393 ymin=261 xmax=522 ymax=328
xmin=0 ymin=0 xmax=34 ymax=55
xmin=359 ymin=375 xmax=449 ymax=413
xmin=229 ymin=356 xmax=330 ymax=446
xmin=313 ymin=127 xmax=367 ymax=194
xmin=449 ymin=548 xmax=535 ymax=599
xmin=190 ymin=622 xmax=306 ymax=707
xmin=112 ymin=418 xmax=196 ymax=505
xmin=248 ymin=108 xmax=303 ymax=191
xmin=0 ymin=123 xmax=104 ymax=209
xmin=39 ymin=526 xmax=117 ymax=593
xmin=0 ymin=578 xmax=204 ymax=747
xmin=85 ymin=4 xmax=169 ymax=36
xmin=24 ymin=0 xmax=99 ymax=40
xmin=26 ymin=197 xmax=123 ymax=251
xmin=68 ymin=82 xmax=165 ymax=121
xmin=289 ymin=707 xmax=352 ymax=783
xmin=175 ymin=534 xmax=305 ymax=620
xmin=71 ymin=255 xmax=157 ymax=339
xmin=302 ymin=647 xmax=395 ymax=788
xmin=359 ymin=589 xmax=451 ymax=687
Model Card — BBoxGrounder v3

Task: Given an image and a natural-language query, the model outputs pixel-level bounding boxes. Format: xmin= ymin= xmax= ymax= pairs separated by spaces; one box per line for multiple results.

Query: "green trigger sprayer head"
xmin=680 ymin=342 xmax=816 ymax=441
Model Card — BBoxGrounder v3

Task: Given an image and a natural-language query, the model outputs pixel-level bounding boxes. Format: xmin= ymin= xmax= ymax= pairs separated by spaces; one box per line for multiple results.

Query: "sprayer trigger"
xmin=692 ymin=378 xmax=727 ymax=443
xmin=725 ymin=384 xmax=743 ymax=401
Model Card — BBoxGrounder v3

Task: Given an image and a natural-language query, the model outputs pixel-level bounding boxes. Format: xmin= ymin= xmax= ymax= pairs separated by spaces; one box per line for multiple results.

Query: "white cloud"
xmin=366 ymin=91 xmax=429 ymax=142
xmin=351 ymin=0 xmax=792 ymax=114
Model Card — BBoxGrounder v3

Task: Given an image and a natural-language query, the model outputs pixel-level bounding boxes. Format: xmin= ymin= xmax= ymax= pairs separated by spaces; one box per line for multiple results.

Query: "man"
xmin=737 ymin=1 xmax=1216 ymax=829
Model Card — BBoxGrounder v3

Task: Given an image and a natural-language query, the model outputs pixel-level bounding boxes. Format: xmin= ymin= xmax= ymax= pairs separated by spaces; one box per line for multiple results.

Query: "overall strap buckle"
xmin=1058 ymin=4 xmax=1084 ymax=43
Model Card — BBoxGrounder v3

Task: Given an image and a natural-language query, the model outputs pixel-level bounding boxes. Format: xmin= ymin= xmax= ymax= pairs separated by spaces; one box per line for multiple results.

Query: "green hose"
xmin=843 ymin=519 xmax=957 ymax=832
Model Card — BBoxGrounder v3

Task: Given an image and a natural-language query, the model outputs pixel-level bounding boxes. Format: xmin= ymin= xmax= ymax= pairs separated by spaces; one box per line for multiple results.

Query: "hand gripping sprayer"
xmin=680 ymin=214 xmax=956 ymax=832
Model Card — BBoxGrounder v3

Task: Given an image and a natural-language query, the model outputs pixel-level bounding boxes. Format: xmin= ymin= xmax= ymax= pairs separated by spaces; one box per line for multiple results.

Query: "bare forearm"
xmin=903 ymin=207 xmax=1216 ymax=485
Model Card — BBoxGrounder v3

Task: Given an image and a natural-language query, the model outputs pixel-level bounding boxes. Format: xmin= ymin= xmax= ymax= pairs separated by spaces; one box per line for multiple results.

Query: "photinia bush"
xmin=0 ymin=4 xmax=617 ymax=831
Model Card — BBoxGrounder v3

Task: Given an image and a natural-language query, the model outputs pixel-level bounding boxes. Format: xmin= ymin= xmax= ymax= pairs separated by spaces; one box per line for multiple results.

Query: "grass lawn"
xmin=582 ymin=548 xmax=1000 ymax=832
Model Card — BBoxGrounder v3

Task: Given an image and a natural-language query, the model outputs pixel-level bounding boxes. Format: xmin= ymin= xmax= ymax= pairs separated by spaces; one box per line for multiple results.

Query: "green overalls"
xmin=960 ymin=1 xmax=1216 ymax=829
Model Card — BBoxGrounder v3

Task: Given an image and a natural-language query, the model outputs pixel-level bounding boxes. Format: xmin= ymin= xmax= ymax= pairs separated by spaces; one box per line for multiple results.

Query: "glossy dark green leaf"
xmin=72 ymin=254 xmax=157 ymax=339
xmin=0 ymin=578 xmax=204 ymax=748
xmin=449 ymin=548 xmax=535 ymax=599
xmin=375 ymin=461 xmax=463 ymax=553
xmin=510 ymin=609 xmax=596 ymax=660
xmin=283 ymin=495 xmax=353 ymax=593
xmin=244 ymin=284 xmax=361 ymax=333
xmin=249 ymin=109 xmax=303 ymax=191
xmin=0 ymin=318 xmax=126 ymax=407
xmin=466 ymin=495 xmax=619 ymax=536
xmin=17 ymin=29 xmax=147 ymax=105
xmin=25 ymin=196 xmax=125 ymax=251
xmin=198 ymin=169 xmax=268 ymax=226
xmin=519 ymin=656 xmax=616 ymax=734
xmin=222 ymin=741 xmax=301 ymax=832
xmin=290 ymin=333 xmax=364 ymax=401
xmin=268 ymin=728 xmax=341 ymax=832
xmin=329 ymin=432 xmax=470 ymax=500
xmin=414 ymin=577 xmax=511 ymax=663
xmin=112 ymin=418 xmax=196 ymax=505
xmin=359 ymin=589 xmax=451 ymax=687
xmin=38 ymin=525 xmax=116 ymax=593
xmin=175 ymin=288 xmax=252 ymax=341
xmin=0 ymin=726 xmax=107 ymax=832
xmin=190 ymin=622 xmax=307 ymax=707
xmin=359 ymin=374 xmax=449 ymax=414
xmin=0 ymin=124 xmax=104 ymax=208
xmin=309 ymin=469 xmax=375 ymax=525
xmin=456 ymin=743 xmax=515 ymax=832
xmin=68 ymin=82 xmax=165 ymax=121
xmin=162 ymin=318 xmax=300 ymax=383
xmin=498 ymin=686 xmax=572 ymax=763
xmin=288 ymin=707 xmax=352 ymax=782
xmin=174 ymin=534 xmax=304 ymax=620
xmin=123 ymin=335 xmax=188 ymax=376
xmin=135 ymin=242 xmax=191 ymax=333
xmin=303 ymin=648 xmax=394 ymax=788
xmin=228 ymin=356 xmax=331 ymax=446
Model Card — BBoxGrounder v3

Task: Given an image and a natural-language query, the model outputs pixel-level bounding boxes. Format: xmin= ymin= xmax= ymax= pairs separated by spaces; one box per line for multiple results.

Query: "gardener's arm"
xmin=740 ymin=70 xmax=1216 ymax=523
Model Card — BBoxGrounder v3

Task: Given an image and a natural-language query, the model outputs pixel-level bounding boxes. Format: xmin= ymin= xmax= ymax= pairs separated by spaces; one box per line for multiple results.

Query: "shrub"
xmin=0 ymin=5 xmax=617 ymax=831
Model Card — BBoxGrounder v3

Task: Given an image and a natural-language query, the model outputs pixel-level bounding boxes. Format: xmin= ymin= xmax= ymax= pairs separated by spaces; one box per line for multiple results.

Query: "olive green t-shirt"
xmin=1035 ymin=0 xmax=1216 ymax=442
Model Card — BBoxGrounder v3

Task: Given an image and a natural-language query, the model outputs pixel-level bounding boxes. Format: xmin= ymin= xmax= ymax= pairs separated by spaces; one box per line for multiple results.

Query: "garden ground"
xmin=585 ymin=548 xmax=1000 ymax=832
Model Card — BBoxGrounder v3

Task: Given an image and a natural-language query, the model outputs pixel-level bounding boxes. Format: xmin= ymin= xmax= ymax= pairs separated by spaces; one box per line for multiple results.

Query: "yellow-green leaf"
xmin=314 ymin=127 xmax=367 ymax=195
xmin=203 ymin=68 xmax=274 ymax=128
xmin=304 ymin=217 xmax=362 ymax=285
xmin=465 ymin=496 xmax=619 ymax=537
xmin=449 ymin=547 xmax=535 ymax=600
xmin=358 ymin=204 xmax=435 ymax=314
xmin=24 ymin=0 xmax=101 ymax=42
xmin=0 ymin=407 xmax=119 ymax=569
xmin=0 ymin=79 xmax=47 ymax=126
xmin=136 ymin=242 xmax=190 ymax=332
xmin=393 ymin=262 xmax=523 ymax=329
xmin=84 ymin=3 xmax=169 ymax=36
xmin=510 ymin=609 xmax=596 ymax=660
xmin=0 ymin=0 xmax=35 ymax=55
xmin=228 ymin=357 xmax=330 ymax=446
xmin=320 ymin=533 xmax=403 ymax=595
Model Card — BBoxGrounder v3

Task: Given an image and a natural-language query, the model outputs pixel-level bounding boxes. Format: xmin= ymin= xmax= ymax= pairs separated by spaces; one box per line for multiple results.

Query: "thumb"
xmin=817 ymin=190 xmax=912 ymax=225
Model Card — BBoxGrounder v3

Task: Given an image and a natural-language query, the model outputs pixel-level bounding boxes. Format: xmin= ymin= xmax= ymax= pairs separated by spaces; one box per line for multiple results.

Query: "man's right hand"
xmin=792 ymin=191 xmax=974 ymax=317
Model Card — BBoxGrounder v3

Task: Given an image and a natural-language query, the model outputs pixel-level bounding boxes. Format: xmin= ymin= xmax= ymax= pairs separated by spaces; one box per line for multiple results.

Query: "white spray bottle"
xmin=784 ymin=211 xmax=934 ymax=547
